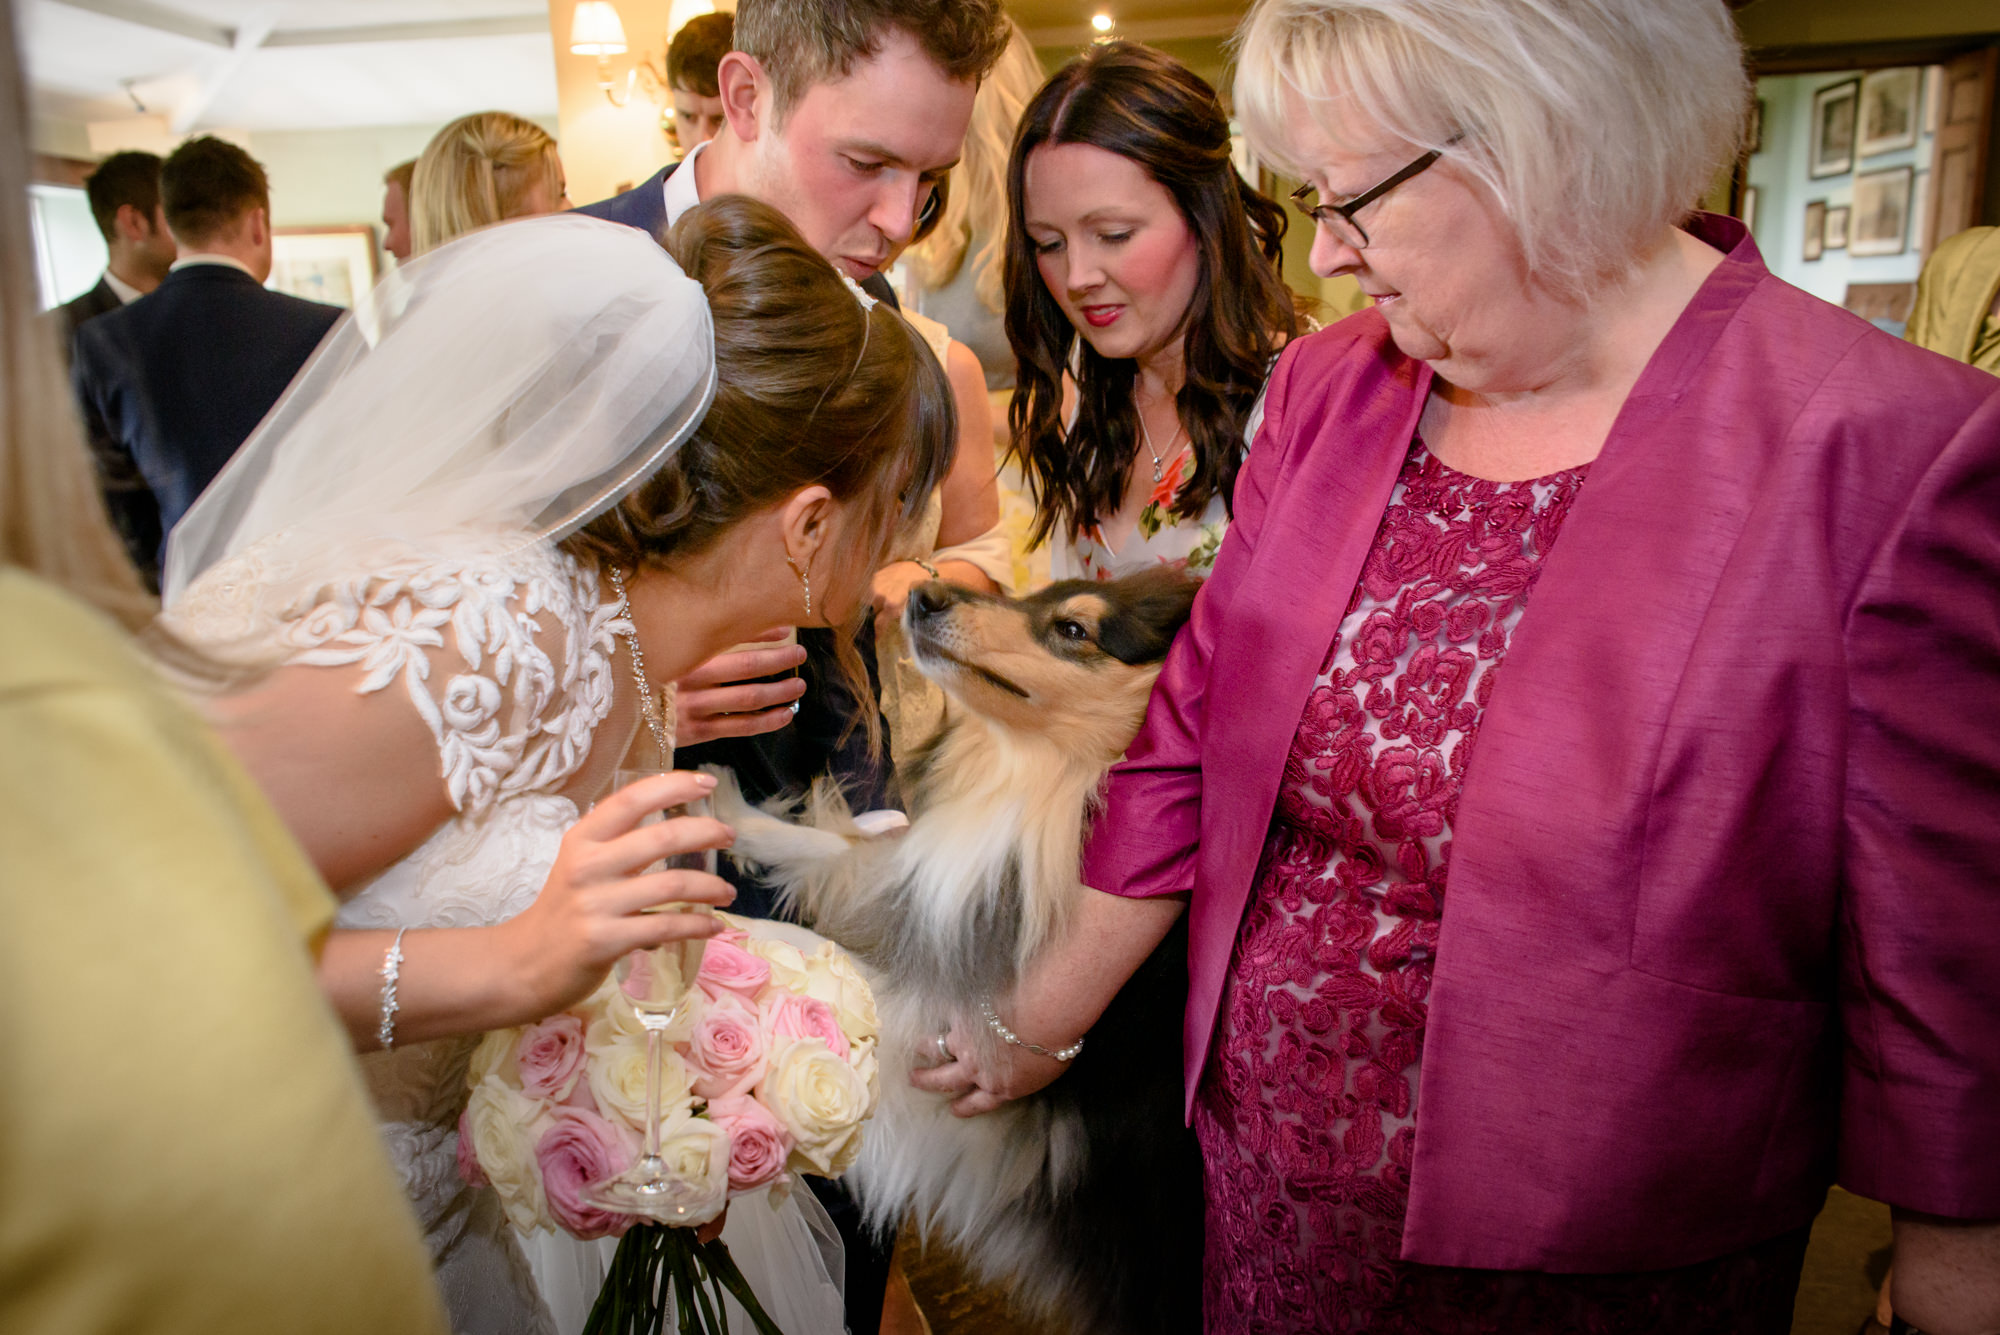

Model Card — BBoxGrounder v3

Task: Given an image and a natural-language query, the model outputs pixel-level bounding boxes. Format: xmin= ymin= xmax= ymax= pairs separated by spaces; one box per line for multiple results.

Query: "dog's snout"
xmin=908 ymin=580 xmax=955 ymax=621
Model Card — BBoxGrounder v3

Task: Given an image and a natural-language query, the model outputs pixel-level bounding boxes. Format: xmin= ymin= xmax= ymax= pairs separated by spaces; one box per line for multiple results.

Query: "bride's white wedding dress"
xmin=171 ymin=532 xmax=847 ymax=1335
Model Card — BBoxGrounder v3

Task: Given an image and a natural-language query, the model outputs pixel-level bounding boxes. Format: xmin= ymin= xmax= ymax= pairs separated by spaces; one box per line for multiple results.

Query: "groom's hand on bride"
xmin=674 ymin=631 xmax=809 ymax=745
xmin=503 ymin=771 xmax=735 ymax=1021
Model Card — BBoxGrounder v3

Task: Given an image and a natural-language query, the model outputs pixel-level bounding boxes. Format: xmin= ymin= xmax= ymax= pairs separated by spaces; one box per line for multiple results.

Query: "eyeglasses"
xmin=1290 ymin=143 xmax=1449 ymax=250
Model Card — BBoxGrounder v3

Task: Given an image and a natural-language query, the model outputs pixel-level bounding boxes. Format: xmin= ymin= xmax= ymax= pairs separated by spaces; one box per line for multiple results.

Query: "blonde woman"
xmin=904 ymin=17 xmax=1044 ymax=393
xmin=410 ymin=111 xmax=570 ymax=255
xmin=0 ymin=2 xmax=448 ymax=1328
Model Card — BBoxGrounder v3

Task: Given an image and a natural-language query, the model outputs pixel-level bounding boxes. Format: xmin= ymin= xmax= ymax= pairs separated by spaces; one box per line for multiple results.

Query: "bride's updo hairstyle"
xmin=564 ymin=194 xmax=954 ymax=579
xmin=562 ymin=195 xmax=956 ymax=745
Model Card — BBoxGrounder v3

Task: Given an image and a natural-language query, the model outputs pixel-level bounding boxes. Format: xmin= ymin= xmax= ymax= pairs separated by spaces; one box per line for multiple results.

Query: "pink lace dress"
xmin=1194 ymin=441 xmax=1810 ymax=1334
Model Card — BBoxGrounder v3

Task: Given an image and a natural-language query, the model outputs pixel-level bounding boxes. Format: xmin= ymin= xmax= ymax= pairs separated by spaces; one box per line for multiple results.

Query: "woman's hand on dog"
xmin=909 ymin=1019 xmax=1072 ymax=1117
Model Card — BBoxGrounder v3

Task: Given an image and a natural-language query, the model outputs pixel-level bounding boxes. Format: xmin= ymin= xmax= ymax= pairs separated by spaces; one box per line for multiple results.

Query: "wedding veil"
xmin=161 ymin=212 xmax=716 ymax=604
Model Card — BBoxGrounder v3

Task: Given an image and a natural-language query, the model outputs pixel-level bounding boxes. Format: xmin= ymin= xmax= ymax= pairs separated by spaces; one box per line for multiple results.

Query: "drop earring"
xmin=785 ymin=554 xmax=812 ymax=621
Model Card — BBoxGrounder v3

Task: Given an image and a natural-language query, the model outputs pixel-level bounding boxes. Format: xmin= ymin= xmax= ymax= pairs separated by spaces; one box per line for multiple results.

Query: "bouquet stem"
xmin=582 ymin=1224 xmax=788 ymax=1335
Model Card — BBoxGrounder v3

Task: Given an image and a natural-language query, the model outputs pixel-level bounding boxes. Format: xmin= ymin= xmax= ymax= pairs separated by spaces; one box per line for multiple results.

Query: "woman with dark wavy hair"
xmin=1004 ymin=41 xmax=1301 ymax=581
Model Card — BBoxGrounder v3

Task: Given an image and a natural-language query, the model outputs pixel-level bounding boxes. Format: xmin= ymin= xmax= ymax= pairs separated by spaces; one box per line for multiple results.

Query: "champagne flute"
xmin=582 ymin=767 xmax=721 ymax=1223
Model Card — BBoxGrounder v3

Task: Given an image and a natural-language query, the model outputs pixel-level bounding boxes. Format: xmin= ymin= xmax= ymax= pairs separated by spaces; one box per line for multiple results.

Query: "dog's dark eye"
xmin=1053 ymin=618 xmax=1090 ymax=642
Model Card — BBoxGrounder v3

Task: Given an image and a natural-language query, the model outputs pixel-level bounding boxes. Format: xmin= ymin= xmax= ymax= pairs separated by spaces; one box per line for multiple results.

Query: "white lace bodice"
xmin=169 ymin=534 xmax=627 ymax=1334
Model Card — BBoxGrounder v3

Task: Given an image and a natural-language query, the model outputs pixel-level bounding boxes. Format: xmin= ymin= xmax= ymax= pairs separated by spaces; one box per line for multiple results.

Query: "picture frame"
xmin=1857 ymin=67 xmax=1922 ymax=158
xmin=1738 ymin=184 xmax=1759 ymax=236
xmin=1850 ymin=165 xmax=1914 ymax=258
xmin=1745 ymin=99 xmax=1765 ymax=156
xmin=269 ymin=225 xmax=379 ymax=308
xmin=1803 ymin=199 xmax=1827 ymax=261
xmin=1823 ymin=204 xmax=1850 ymax=251
xmin=1809 ymin=78 xmax=1860 ymax=179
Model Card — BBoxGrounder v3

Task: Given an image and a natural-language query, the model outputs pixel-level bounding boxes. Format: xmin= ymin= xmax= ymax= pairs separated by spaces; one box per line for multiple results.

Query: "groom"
xmin=575 ymin=3 xmax=1009 ymax=1329
xmin=578 ymin=0 xmax=1006 ymax=864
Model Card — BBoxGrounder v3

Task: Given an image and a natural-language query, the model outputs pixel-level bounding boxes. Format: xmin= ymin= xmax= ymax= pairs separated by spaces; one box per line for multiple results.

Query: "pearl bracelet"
xmin=377 ymin=927 xmax=409 ymax=1050
xmin=981 ymin=1002 xmax=1084 ymax=1062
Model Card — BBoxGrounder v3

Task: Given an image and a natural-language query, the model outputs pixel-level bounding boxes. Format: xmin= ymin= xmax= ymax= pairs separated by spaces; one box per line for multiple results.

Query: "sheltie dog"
xmin=712 ymin=568 xmax=1204 ymax=1335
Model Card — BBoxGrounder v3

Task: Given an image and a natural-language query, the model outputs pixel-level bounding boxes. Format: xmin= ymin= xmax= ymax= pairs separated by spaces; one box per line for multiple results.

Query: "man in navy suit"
xmin=576 ymin=4 xmax=1007 ymax=1329
xmin=72 ymin=137 xmax=339 ymax=586
xmin=51 ymin=151 xmax=178 ymax=584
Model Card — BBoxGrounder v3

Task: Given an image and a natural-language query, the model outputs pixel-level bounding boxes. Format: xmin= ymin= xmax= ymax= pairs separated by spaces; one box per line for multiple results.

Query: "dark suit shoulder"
xmin=57 ymin=279 xmax=121 ymax=339
xmin=575 ymin=165 xmax=672 ymax=239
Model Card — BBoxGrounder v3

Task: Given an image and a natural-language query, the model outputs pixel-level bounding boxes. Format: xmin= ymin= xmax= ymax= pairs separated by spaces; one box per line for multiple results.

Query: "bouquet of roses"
xmin=458 ymin=912 xmax=880 ymax=1334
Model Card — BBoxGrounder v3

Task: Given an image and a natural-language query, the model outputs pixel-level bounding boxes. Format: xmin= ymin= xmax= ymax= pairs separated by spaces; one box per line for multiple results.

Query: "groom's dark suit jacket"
xmin=577 ymin=165 xmax=899 ymax=907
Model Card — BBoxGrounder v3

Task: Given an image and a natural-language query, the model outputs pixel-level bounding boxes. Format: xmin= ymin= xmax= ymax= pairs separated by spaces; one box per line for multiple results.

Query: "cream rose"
xmin=757 ymin=1037 xmax=870 ymax=1176
xmin=585 ymin=1014 xmax=694 ymax=1132
xmin=747 ymin=937 xmax=811 ymax=995
xmin=652 ymin=1112 xmax=731 ymax=1225
xmin=467 ymin=1026 xmax=521 ymax=1089
xmin=463 ymin=1077 xmax=553 ymax=1234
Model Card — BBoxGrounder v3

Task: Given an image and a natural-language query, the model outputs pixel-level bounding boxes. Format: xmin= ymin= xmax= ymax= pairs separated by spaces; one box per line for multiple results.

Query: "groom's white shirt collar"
xmin=662 ymin=139 xmax=709 ymax=227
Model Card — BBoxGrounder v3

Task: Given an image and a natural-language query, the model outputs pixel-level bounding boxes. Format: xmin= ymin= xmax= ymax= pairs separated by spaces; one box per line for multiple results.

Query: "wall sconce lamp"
xmin=569 ymin=2 xmax=667 ymax=112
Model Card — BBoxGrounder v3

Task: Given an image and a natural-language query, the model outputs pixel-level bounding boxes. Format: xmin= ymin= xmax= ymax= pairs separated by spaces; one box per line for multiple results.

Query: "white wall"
xmin=253 ymin=118 xmax=560 ymax=232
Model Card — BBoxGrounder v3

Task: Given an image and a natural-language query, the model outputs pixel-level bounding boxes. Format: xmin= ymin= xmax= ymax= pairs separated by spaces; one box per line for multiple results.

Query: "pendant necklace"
xmin=1138 ymin=399 xmax=1186 ymax=485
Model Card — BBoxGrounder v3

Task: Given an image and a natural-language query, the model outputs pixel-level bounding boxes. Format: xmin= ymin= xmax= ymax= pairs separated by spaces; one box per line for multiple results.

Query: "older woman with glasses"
xmin=914 ymin=1 xmax=2000 ymax=1331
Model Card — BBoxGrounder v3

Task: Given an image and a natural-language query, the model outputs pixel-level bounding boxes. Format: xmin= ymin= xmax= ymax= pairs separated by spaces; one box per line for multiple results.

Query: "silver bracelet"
xmin=377 ymin=927 xmax=409 ymax=1050
xmin=981 ymin=1002 xmax=1084 ymax=1062
xmin=911 ymin=557 xmax=942 ymax=580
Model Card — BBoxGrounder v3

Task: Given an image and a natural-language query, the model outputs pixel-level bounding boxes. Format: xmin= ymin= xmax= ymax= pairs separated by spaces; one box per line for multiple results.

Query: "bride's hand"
xmin=907 ymin=1017 xmax=1070 ymax=1118
xmin=674 ymin=633 xmax=808 ymax=745
xmin=501 ymin=771 xmax=734 ymax=1019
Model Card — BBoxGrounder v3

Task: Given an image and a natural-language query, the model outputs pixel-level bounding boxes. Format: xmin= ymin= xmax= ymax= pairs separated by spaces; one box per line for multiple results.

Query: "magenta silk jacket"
xmin=1080 ymin=215 xmax=2000 ymax=1272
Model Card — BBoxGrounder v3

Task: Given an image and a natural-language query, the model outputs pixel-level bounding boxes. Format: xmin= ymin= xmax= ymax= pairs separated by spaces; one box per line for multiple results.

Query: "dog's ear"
xmin=1096 ymin=568 xmax=1202 ymax=665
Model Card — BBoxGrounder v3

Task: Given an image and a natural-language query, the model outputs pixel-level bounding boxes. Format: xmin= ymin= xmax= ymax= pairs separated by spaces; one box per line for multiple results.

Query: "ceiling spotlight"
xmin=1091 ymin=12 xmax=1114 ymax=32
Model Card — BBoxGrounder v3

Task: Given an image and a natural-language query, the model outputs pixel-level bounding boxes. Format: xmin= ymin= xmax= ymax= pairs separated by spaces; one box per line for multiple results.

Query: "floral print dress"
xmin=1051 ymin=390 xmax=1267 ymax=584
xmin=1193 ymin=440 xmax=1811 ymax=1334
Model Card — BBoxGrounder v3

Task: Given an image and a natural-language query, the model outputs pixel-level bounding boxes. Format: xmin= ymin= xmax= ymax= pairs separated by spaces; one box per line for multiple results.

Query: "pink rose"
xmin=684 ymin=994 xmax=769 ymax=1100
xmin=515 ymin=1013 xmax=588 ymax=1102
xmin=764 ymin=992 xmax=849 ymax=1059
xmin=707 ymin=1094 xmax=794 ymax=1192
xmin=455 ymin=1106 xmax=488 ymax=1188
xmin=535 ymin=1107 xmax=638 ymax=1240
xmin=697 ymin=937 xmax=772 ymax=1001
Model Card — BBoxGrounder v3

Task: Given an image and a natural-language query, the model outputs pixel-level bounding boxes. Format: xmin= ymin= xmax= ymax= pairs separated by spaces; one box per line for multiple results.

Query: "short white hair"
xmin=1234 ymin=0 xmax=1749 ymax=297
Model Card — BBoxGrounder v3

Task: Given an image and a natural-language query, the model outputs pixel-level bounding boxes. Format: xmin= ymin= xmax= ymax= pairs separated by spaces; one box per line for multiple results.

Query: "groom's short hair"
xmin=734 ymin=0 xmax=1011 ymax=118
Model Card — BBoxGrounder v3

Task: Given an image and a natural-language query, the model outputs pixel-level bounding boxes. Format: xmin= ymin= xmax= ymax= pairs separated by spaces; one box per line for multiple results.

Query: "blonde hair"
xmin=0 ymin=2 xmax=154 ymax=631
xmin=1234 ymin=0 xmax=1748 ymax=298
xmin=905 ymin=18 xmax=1043 ymax=313
xmin=409 ymin=112 xmax=564 ymax=255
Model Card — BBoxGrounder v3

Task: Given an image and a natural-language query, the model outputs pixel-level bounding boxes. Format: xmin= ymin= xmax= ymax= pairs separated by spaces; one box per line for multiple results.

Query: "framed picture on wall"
xmin=1823 ymin=204 xmax=1850 ymax=251
xmin=1857 ymin=67 xmax=1922 ymax=157
xmin=1803 ymin=200 xmax=1827 ymax=261
xmin=269 ymin=225 xmax=379 ymax=308
xmin=1850 ymin=166 xmax=1914 ymax=257
xmin=1745 ymin=99 xmax=1765 ymax=155
xmin=1738 ymin=184 xmax=1759 ymax=236
xmin=1810 ymin=79 xmax=1860 ymax=179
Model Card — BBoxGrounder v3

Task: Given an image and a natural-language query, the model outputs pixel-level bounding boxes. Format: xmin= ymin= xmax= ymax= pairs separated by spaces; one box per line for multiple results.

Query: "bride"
xmin=159 ymin=198 xmax=953 ymax=1334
